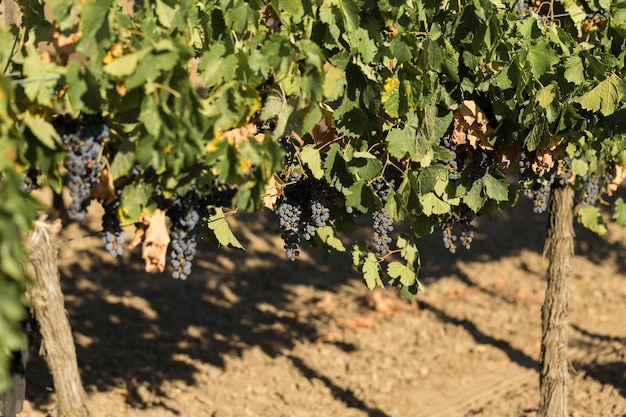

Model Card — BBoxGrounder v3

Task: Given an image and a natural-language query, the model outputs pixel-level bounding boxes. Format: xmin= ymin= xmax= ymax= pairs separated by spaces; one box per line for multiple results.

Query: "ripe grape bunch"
xmin=440 ymin=137 xmax=459 ymax=180
xmin=167 ymin=190 xmax=208 ymax=280
xmin=580 ymin=171 xmax=612 ymax=207
xmin=21 ymin=168 xmax=41 ymax=192
xmin=372 ymin=178 xmax=394 ymax=256
xmin=53 ymin=114 xmax=110 ymax=221
xmin=101 ymin=196 xmax=124 ymax=258
xmin=273 ymin=172 xmax=332 ymax=260
xmin=440 ymin=209 xmax=476 ymax=254
xmin=524 ymin=174 xmax=555 ymax=214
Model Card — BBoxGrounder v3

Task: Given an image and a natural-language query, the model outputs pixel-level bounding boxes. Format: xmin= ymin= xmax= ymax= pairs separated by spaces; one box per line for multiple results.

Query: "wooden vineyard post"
xmin=538 ymin=186 xmax=574 ymax=417
xmin=24 ymin=220 xmax=89 ymax=417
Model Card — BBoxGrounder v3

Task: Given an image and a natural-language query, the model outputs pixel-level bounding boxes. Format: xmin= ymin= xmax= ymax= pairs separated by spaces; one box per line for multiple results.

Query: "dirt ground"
xmin=17 ymin=192 xmax=626 ymax=417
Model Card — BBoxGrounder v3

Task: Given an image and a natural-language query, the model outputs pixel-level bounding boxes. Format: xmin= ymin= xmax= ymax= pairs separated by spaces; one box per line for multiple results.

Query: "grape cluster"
xmin=519 ymin=151 xmax=532 ymax=175
xmin=473 ymin=148 xmax=492 ymax=179
xmin=53 ymin=114 xmax=109 ymax=221
xmin=581 ymin=174 xmax=601 ymax=207
xmin=372 ymin=178 xmax=394 ymax=256
xmin=276 ymin=201 xmax=302 ymax=260
xmin=440 ymin=137 xmax=459 ymax=180
xmin=524 ymin=174 xmax=555 ymax=213
xmin=440 ymin=210 xmax=476 ymax=253
xmin=167 ymin=190 xmax=207 ymax=279
xmin=273 ymin=172 xmax=333 ymax=260
xmin=101 ymin=197 xmax=124 ymax=258
xmin=515 ymin=0 xmax=529 ymax=18
xmin=21 ymin=168 xmax=41 ymax=192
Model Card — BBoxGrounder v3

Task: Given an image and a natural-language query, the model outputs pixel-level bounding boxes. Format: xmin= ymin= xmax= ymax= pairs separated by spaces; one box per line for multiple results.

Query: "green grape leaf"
xmin=362 ymin=252 xmax=383 ymax=289
xmin=396 ymin=235 xmax=419 ymax=265
xmin=577 ymin=74 xmax=625 ymax=117
xmin=463 ymin=180 xmax=486 ymax=212
xmin=352 ymin=243 xmax=384 ymax=290
xmin=411 ymin=214 xmax=439 ymax=238
xmin=419 ymin=192 xmax=450 ymax=216
xmin=78 ymin=0 xmax=114 ymax=55
xmin=526 ymin=39 xmax=560 ymax=79
xmin=418 ymin=164 xmax=448 ymax=194
xmin=536 ymin=83 xmax=556 ymax=108
xmin=578 ymin=205 xmax=608 ymax=235
xmin=300 ymin=145 xmax=324 ymax=179
xmin=347 ymin=28 xmax=378 ymax=64
xmin=571 ymin=158 xmax=588 ymax=176
xmin=524 ymin=117 xmax=547 ymax=151
xmin=613 ymin=197 xmax=626 ymax=227
xmin=386 ymin=126 xmax=432 ymax=165
xmin=483 ymin=173 xmax=509 ymax=201
xmin=201 ymin=208 xmax=245 ymax=249
xmin=564 ymin=55 xmax=585 ymax=85
xmin=103 ymin=49 xmax=151 ymax=78
xmin=22 ymin=114 xmax=60 ymax=149
xmin=345 ymin=179 xmax=381 ymax=213
xmin=387 ymin=261 xmax=416 ymax=286
xmin=315 ymin=226 xmax=346 ymax=252
xmin=119 ymin=182 xmax=156 ymax=224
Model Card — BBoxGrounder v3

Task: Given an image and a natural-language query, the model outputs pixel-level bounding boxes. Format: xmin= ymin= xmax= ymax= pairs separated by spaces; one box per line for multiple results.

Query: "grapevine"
xmin=0 ymin=2 xmax=625 ymax=415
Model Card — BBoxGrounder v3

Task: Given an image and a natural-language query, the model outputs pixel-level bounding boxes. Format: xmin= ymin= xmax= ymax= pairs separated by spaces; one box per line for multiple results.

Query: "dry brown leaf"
xmin=90 ymin=168 xmax=116 ymax=201
xmin=607 ymin=165 xmax=626 ymax=196
xmin=452 ymin=100 xmax=493 ymax=149
xmin=38 ymin=29 xmax=82 ymax=66
xmin=263 ymin=174 xmax=285 ymax=210
xmin=129 ymin=209 xmax=170 ymax=273
xmin=495 ymin=143 xmax=520 ymax=171
xmin=219 ymin=123 xmax=259 ymax=147
xmin=532 ymin=147 xmax=556 ymax=176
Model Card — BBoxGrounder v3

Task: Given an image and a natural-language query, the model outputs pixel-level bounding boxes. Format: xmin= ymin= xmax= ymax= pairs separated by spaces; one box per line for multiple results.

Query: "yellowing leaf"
xmin=382 ymin=77 xmax=400 ymax=118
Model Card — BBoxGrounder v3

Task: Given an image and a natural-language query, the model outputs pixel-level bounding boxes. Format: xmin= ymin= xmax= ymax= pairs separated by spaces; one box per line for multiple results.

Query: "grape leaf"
xmin=536 ymin=83 xmax=556 ymax=108
xmin=352 ymin=243 xmax=383 ymax=290
xmin=300 ymin=145 xmax=324 ymax=179
xmin=577 ymin=74 xmax=625 ymax=117
xmin=419 ymin=192 xmax=450 ymax=216
xmin=22 ymin=114 xmax=61 ymax=149
xmin=387 ymin=261 xmax=416 ymax=286
xmin=316 ymin=226 xmax=346 ymax=252
xmin=463 ymin=180 xmax=486 ymax=212
xmin=524 ymin=116 xmax=547 ymax=151
xmin=578 ymin=205 xmax=608 ymax=235
xmin=362 ymin=252 xmax=383 ymax=289
xmin=104 ymin=49 xmax=150 ymax=78
xmin=526 ymin=39 xmax=560 ymax=79
xmin=345 ymin=179 xmax=381 ymax=213
xmin=613 ymin=197 xmax=626 ymax=227
xmin=382 ymin=77 xmax=400 ymax=118
xmin=202 ymin=208 xmax=245 ymax=249
xmin=483 ymin=173 xmax=509 ymax=201
xmin=564 ymin=55 xmax=584 ymax=85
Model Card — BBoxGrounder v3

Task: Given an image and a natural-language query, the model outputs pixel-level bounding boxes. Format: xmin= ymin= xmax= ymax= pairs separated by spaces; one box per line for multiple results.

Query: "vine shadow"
xmin=23 ymin=186 xmax=626 ymax=414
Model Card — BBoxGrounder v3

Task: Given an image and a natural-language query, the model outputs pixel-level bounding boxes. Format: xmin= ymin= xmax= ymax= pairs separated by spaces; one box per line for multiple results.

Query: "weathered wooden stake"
xmin=24 ymin=220 xmax=89 ymax=417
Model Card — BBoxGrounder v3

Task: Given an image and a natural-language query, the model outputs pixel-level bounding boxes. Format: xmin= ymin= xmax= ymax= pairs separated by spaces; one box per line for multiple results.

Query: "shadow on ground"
xmin=24 ymin=189 xmax=626 ymax=413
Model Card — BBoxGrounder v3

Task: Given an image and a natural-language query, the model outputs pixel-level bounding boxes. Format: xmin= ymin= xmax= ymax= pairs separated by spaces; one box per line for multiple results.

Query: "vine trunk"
xmin=538 ymin=186 xmax=574 ymax=417
xmin=25 ymin=220 xmax=89 ymax=417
